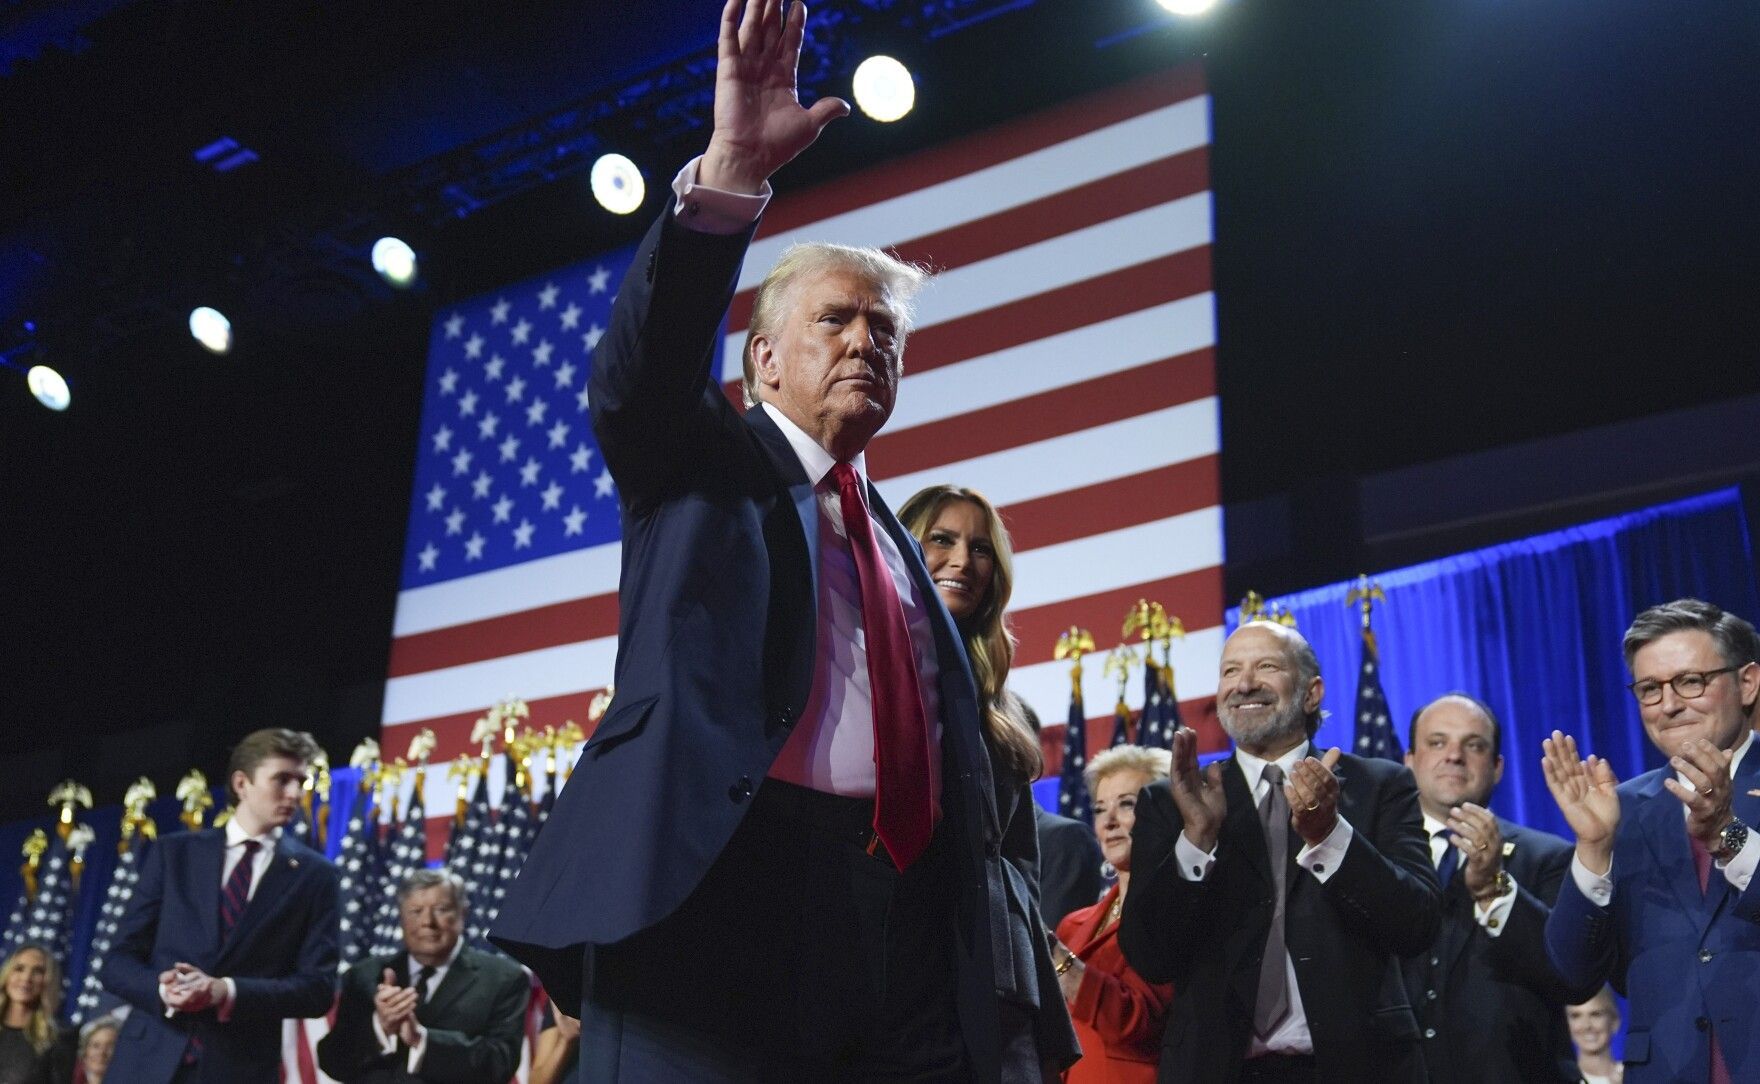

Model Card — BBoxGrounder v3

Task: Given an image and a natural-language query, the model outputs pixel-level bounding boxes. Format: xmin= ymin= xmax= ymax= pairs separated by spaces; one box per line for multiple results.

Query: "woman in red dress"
xmin=1051 ymin=745 xmax=1175 ymax=1084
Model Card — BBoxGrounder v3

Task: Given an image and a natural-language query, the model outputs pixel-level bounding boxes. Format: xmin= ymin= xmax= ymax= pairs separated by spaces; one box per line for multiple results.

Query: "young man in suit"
xmin=103 ymin=728 xmax=340 ymax=1083
xmin=491 ymin=2 xmax=1022 ymax=1079
xmin=1119 ymin=621 xmax=1442 ymax=1083
xmin=1544 ymin=598 xmax=1760 ymax=1083
xmin=318 ymin=869 xmax=529 ymax=1083
xmin=1401 ymin=693 xmax=1591 ymax=1082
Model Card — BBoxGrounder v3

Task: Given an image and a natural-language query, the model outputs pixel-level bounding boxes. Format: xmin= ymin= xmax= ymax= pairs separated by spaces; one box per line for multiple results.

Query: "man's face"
xmin=233 ymin=755 xmax=307 ymax=832
xmin=1630 ymin=630 xmax=1759 ymax=758
xmin=1216 ymin=625 xmax=1320 ymax=750
xmin=1405 ymin=698 xmax=1503 ymax=819
xmin=400 ymin=884 xmax=464 ymax=965
xmin=752 ymin=268 xmax=902 ymax=449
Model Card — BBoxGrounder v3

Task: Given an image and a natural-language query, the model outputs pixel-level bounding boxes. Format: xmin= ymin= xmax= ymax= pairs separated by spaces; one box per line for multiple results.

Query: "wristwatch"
xmin=1473 ymin=869 xmax=1512 ymax=904
xmin=1713 ymin=819 xmax=1750 ymax=863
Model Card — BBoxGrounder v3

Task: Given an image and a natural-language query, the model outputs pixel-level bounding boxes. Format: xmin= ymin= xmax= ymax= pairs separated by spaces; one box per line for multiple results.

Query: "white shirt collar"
xmin=407 ymin=937 xmax=465 ymax=980
xmin=760 ymin=402 xmax=867 ymax=488
xmin=224 ymin=819 xmax=281 ymax=849
xmin=1234 ymin=740 xmax=1312 ymax=791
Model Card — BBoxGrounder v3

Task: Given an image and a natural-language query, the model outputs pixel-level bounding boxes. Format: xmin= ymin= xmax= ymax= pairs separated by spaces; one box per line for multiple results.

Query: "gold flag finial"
xmin=47 ymin=780 xmax=93 ymax=842
xmin=557 ymin=720 xmax=585 ymax=781
xmin=587 ymin=688 xmax=615 ymax=726
xmin=499 ymin=698 xmax=532 ymax=746
xmin=447 ymin=758 xmax=482 ymax=827
xmin=67 ymin=823 xmax=95 ymax=890
xmin=120 ymin=778 xmax=160 ymax=851
xmin=470 ymin=711 xmax=501 ymax=760
xmin=349 ymin=738 xmax=381 ymax=770
xmin=176 ymin=770 xmax=214 ymax=831
xmin=19 ymin=830 xmax=48 ymax=900
xmin=1054 ymin=627 xmax=1097 ymax=697
xmin=1345 ymin=574 xmax=1387 ymax=651
xmin=1103 ymin=643 xmax=1137 ymax=702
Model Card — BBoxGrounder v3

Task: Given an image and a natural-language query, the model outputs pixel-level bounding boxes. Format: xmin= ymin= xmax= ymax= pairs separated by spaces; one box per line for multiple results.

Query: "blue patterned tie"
xmin=1435 ymin=829 xmax=1458 ymax=889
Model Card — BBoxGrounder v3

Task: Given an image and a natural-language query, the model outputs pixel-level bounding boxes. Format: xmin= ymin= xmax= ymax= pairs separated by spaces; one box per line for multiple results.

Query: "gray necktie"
xmin=1253 ymin=763 xmax=1291 ymax=1038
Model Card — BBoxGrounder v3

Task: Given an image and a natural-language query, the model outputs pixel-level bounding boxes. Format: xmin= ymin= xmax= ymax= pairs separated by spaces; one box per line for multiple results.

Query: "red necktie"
xmin=831 ymin=463 xmax=937 ymax=869
xmin=220 ymin=839 xmax=262 ymax=941
xmin=1688 ymin=829 xmax=1731 ymax=1084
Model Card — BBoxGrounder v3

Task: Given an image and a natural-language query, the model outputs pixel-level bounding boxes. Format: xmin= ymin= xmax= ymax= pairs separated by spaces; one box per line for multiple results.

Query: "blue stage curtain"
xmin=1228 ymin=486 xmax=1759 ymax=842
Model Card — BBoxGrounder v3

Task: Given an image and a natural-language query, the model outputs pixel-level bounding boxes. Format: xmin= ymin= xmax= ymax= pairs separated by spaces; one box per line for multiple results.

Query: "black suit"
xmin=1119 ymin=751 xmax=1442 ymax=1083
xmin=1034 ymin=804 xmax=1105 ymax=927
xmin=316 ymin=947 xmax=530 ymax=1084
xmin=1405 ymin=818 xmax=1592 ymax=1084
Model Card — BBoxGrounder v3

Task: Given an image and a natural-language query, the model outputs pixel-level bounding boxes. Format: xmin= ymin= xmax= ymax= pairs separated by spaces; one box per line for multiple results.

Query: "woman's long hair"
xmin=0 ymin=943 xmax=61 ymax=1055
xmin=899 ymin=485 xmax=1043 ymax=781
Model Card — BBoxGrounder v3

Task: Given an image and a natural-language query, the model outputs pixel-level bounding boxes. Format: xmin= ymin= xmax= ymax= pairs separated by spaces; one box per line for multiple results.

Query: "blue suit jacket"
xmin=1546 ymin=748 xmax=1760 ymax=1082
xmin=489 ymin=205 xmax=1008 ymax=1080
xmin=102 ymin=828 xmax=341 ymax=1084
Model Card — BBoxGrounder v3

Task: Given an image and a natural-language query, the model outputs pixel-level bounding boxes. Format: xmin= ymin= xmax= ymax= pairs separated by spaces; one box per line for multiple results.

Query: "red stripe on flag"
xmin=868 ymin=351 xmax=1216 ymax=479
xmin=750 ymin=66 xmax=1207 ymax=238
xmin=388 ymin=594 xmax=619 ymax=678
xmin=999 ymin=459 xmax=1220 ymax=554
xmin=1009 ymin=571 xmax=1226 ymax=670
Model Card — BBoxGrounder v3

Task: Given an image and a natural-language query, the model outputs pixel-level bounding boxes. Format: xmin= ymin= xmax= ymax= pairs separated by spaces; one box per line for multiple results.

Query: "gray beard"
xmin=1218 ymin=696 xmax=1308 ymax=749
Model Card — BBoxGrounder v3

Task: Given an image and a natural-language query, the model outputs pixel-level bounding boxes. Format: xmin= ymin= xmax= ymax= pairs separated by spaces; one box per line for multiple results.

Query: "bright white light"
xmin=1157 ymin=0 xmax=1218 ymax=14
xmin=26 ymin=365 xmax=70 ymax=411
xmin=853 ymin=55 xmax=915 ymax=123
xmin=590 ymin=154 xmax=646 ymax=215
xmin=189 ymin=306 xmax=233 ymax=355
xmin=371 ymin=237 xmax=418 ymax=288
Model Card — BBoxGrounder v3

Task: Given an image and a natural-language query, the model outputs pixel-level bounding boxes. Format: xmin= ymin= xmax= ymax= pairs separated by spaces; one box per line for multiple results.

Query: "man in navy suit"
xmin=1543 ymin=598 xmax=1760 ymax=1083
xmin=491 ymin=2 xmax=1019 ymax=1080
xmin=103 ymin=728 xmax=341 ymax=1083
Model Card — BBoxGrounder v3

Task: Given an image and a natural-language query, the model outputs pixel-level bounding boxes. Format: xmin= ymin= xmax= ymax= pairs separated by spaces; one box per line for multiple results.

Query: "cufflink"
xmin=1501 ymin=841 xmax=1515 ymax=857
xmin=290 ymin=858 xmax=300 ymax=868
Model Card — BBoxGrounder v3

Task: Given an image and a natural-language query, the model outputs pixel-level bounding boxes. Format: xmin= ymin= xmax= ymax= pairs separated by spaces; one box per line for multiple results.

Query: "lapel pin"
xmin=1746 ymin=788 xmax=1760 ymax=798
xmin=1501 ymin=841 xmax=1515 ymax=857
xmin=289 ymin=858 xmax=300 ymax=868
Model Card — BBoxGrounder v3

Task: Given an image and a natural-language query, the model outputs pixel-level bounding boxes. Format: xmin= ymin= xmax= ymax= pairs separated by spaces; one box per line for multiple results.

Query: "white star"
xmin=504 ymin=375 xmax=526 ymax=403
xmin=445 ymin=508 xmax=466 ymax=536
xmin=451 ymin=448 xmax=473 ymax=476
xmin=520 ymin=457 xmax=542 ymax=486
xmin=425 ymin=483 xmax=446 ymax=511
xmin=532 ymin=339 xmax=555 ymax=366
xmin=526 ymin=398 xmax=549 ymax=426
xmin=584 ymin=323 xmax=605 ymax=351
xmin=439 ymin=368 xmax=460 ymax=394
xmin=547 ymin=420 xmax=570 ymax=448
xmin=471 ymin=471 xmax=493 ymax=500
xmin=499 ymin=435 xmax=521 ymax=462
xmin=511 ymin=318 xmax=532 ymax=346
xmin=444 ymin=313 xmax=465 ymax=339
xmin=563 ymin=505 xmax=586 ymax=536
xmin=464 ymin=333 xmax=485 ymax=360
xmin=485 ymin=354 xmax=506 ymax=381
xmin=538 ymin=282 xmax=560 ymax=309
xmin=490 ymin=298 xmax=511 ymax=325
xmin=513 ymin=518 xmax=535 ymax=549
xmin=540 ymin=481 xmax=564 ymax=511
xmin=553 ymin=361 xmax=577 ymax=389
xmin=559 ymin=302 xmax=582 ymax=330
xmin=588 ymin=265 xmax=611 ymax=294
xmin=576 ymin=385 xmax=591 ymax=412
xmin=569 ymin=444 xmax=593 ymax=473
xmin=431 ymin=425 xmax=454 ymax=453
xmin=457 ymin=389 xmax=479 ymax=417
xmin=477 ymin=411 xmax=500 ymax=440
xmin=465 ymin=532 xmax=486 ymax=560
xmin=594 ymin=468 xmax=616 ymax=499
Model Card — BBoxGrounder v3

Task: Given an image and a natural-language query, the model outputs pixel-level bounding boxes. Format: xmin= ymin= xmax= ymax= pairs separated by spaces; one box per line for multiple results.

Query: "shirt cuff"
xmin=372 ymin=1014 xmax=398 ymax=1056
xmin=1474 ymin=874 xmax=1520 ymax=936
xmin=671 ymin=156 xmax=771 ymax=234
xmin=1571 ymin=853 xmax=1614 ymax=907
xmin=1295 ymin=817 xmax=1353 ymax=882
xmin=159 ymin=982 xmax=176 ymax=1018
xmin=1174 ymin=832 xmax=1218 ymax=881
xmin=214 ymin=978 xmax=237 ymax=1022
xmin=405 ymin=1024 xmax=428 ymax=1073
xmin=1717 ymin=828 xmax=1759 ymax=893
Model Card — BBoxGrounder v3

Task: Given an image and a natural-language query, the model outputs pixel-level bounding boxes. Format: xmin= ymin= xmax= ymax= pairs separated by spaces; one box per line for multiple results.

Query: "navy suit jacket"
xmin=102 ymin=827 xmax=341 ymax=1084
xmin=1546 ymin=748 xmax=1760 ymax=1082
xmin=489 ymin=205 xmax=1008 ymax=1079
xmin=1119 ymin=752 xmax=1442 ymax=1083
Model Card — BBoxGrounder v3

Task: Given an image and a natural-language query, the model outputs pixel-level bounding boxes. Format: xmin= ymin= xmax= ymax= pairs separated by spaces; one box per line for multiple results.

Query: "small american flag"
xmin=1352 ymin=627 xmax=1402 ymax=761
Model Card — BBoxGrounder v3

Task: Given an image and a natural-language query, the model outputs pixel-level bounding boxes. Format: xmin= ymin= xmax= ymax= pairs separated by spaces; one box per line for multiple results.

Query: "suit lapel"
xmin=217 ymin=835 xmax=300 ymax=968
xmin=421 ymin=950 xmax=475 ymax=1022
xmin=190 ymin=830 xmax=224 ymax=955
xmin=1633 ymin=772 xmax=1709 ymax=925
xmin=743 ymin=404 xmax=820 ymax=715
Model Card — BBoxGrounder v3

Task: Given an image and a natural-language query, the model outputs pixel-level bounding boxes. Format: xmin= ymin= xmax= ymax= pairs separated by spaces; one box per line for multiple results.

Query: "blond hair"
xmin=1083 ymin=744 xmax=1173 ymax=795
xmin=0 ymin=944 xmax=61 ymax=1055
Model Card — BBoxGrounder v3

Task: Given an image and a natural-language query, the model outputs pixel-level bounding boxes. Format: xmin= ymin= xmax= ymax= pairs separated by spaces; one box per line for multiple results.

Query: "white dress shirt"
xmin=372 ymin=937 xmax=466 ymax=1073
xmin=1172 ymin=742 xmax=1353 ymax=1057
xmin=1571 ymin=730 xmax=1759 ymax=904
xmin=1422 ymin=813 xmax=1518 ymax=933
xmin=160 ymin=821 xmax=280 ymax=1018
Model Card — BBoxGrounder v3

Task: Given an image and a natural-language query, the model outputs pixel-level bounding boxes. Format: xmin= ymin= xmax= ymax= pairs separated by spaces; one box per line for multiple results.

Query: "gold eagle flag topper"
xmin=120 ymin=778 xmax=159 ymax=854
xmin=19 ymin=830 xmax=48 ymax=900
xmin=1054 ymin=627 xmax=1096 ymax=701
xmin=48 ymin=780 xmax=93 ymax=843
xmin=1344 ymin=574 xmax=1388 ymax=653
xmin=176 ymin=770 xmax=213 ymax=831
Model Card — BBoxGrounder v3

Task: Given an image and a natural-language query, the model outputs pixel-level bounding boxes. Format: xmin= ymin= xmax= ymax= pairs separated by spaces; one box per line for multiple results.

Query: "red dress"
xmin=1055 ymin=884 xmax=1174 ymax=1084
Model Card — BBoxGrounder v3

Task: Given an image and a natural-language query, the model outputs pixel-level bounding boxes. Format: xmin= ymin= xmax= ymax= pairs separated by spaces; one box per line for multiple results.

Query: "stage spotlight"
xmin=1156 ymin=0 xmax=1218 ymax=14
xmin=853 ymin=55 xmax=914 ymax=122
xmin=189 ymin=306 xmax=233 ymax=355
xmin=591 ymin=154 xmax=646 ymax=215
xmin=372 ymin=237 xmax=419 ymax=288
xmin=27 ymin=365 xmax=70 ymax=411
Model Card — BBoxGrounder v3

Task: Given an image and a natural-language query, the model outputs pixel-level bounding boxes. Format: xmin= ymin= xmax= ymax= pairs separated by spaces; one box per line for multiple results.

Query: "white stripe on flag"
xmin=383 ymin=635 xmax=619 ymax=727
xmin=392 ymin=541 xmax=622 ymax=637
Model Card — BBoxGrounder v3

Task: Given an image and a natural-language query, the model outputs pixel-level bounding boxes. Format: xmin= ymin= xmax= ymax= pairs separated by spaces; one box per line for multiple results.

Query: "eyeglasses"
xmin=1626 ymin=667 xmax=1739 ymax=706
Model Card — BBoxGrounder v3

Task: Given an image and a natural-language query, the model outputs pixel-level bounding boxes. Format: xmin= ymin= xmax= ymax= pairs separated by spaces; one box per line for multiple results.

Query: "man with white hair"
xmin=492 ymin=2 xmax=1022 ymax=1080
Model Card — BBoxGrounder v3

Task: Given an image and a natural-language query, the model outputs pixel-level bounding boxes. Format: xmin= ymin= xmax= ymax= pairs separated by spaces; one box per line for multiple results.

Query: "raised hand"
xmin=1168 ymin=727 xmax=1227 ymax=852
xmin=1445 ymin=802 xmax=1505 ymax=902
xmin=1540 ymin=730 xmax=1621 ymax=874
xmin=701 ymin=0 xmax=851 ymax=194
xmin=1286 ymin=747 xmax=1343 ymax=846
xmin=1663 ymin=737 xmax=1736 ymax=848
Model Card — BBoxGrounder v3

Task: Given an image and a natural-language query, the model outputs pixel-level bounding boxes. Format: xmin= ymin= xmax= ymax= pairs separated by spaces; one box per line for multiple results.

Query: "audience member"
xmin=1568 ymin=987 xmax=1623 ymax=1084
xmin=72 ymin=1016 xmax=118 ymax=1084
xmin=0 ymin=943 xmax=73 ymax=1084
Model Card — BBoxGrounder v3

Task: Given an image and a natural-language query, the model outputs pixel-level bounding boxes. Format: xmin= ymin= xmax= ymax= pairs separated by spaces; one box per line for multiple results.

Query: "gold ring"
xmin=1478 ymin=842 xmax=1488 ymax=852
xmin=1304 ymin=802 xmax=1318 ymax=811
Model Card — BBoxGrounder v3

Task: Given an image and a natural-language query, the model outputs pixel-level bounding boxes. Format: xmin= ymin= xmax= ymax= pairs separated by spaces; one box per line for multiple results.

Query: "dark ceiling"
xmin=2 ymin=0 xmax=1758 ymax=819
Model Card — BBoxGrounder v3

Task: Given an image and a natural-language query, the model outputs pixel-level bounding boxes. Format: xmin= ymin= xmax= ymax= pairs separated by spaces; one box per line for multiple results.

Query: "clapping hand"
xmin=1285 ymin=747 xmax=1343 ymax=845
xmin=1168 ymin=728 xmax=1228 ymax=852
xmin=1663 ymin=737 xmax=1736 ymax=849
xmin=375 ymin=968 xmax=420 ymax=1041
xmin=1540 ymin=730 xmax=1621 ymax=875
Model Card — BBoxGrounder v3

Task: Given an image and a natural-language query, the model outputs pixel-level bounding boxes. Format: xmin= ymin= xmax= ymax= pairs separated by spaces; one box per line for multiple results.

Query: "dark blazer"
xmin=1118 ymin=751 xmax=1442 ymax=1083
xmin=316 ymin=947 xmax=530 ymax=1084
xmin=1405 ymin=817 xmax=1591 ymax=1083
xmin=1546 ymin=751 xmax=1760 ymax=1082
xmin=1035 ymin=803 xmax=1106 ymax=927
xmin=489 ymin=205 xmax=1008 ymax=1080
xmin=102 ymin=828 xmax=340 ymax=1084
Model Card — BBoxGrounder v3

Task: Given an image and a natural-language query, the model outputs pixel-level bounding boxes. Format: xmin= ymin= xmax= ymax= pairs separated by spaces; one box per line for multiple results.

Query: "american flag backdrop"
xmin=381 ymin=66 xmax=1228 ymax=825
